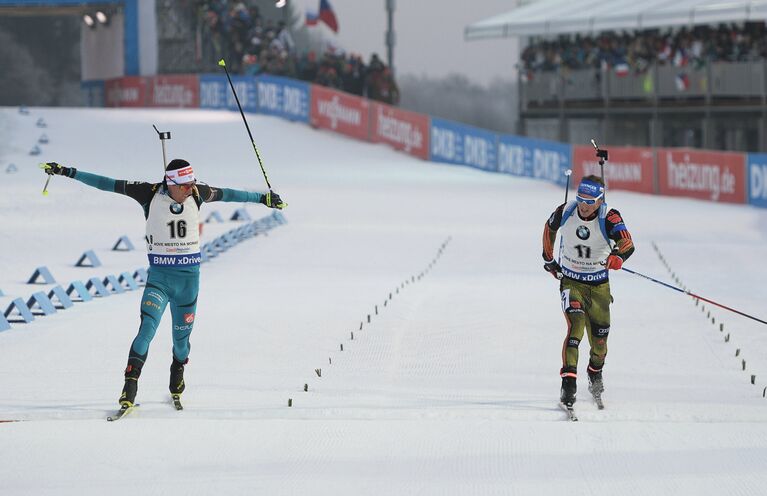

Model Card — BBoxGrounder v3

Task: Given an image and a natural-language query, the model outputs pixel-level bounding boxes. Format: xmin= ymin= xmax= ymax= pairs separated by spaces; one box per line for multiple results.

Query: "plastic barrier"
xmin=28 ymin=266 xmax=56 ymax=284
xmin=430 ymin=118 xmax=498 ymax=172
xmin=311 ymin=85 xmax=370 ymax=141
xmin=102 ymin=275 xmax=126 ymax=294
xmin=47 ymin=286 xmax=74 ymax=309
xmin=27 ymin=292 xmax=57 ymax=316
xmin=658 ymin=148 xmax=747 ymax=204
xmin=112 ymin=235 xmax=135 ymax=251
xmin=76 ymin=250 xmax=102 ymax=267
xmin=66 ymin=281 xmax=94 ymax=302
xmin=497 ymin=134 xmax=571 ymax=186
xmin=118 ymin=272 xmax=140 ymax=290
xmin=370 ymin=102 xmax=430 ymax=160
xmin=205 ymin=211 xmax=224 ymax=223
xmin=257 ymin=75 xmax=311 ymax=122
xmin=4 ymin=298 xmax=35 ymax=323
xmin=85 ymin=277 xmax=111 ymax=297
xmin=230 ymin=208 xmax=252 ymax=221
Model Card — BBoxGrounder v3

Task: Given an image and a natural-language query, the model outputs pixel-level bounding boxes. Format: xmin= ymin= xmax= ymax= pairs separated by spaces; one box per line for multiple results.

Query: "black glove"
xmin=41 ymin=162 xmax=71 ymax=176
xmin=261 ymin=190 xmax=286 ymax=210
xmin=543 ymin=259 xmax=563 ymax=280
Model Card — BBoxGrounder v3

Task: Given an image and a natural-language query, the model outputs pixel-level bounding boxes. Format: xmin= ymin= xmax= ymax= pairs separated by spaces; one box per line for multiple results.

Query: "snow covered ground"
xmin=1 ymin=107 xmax=766 ymax=495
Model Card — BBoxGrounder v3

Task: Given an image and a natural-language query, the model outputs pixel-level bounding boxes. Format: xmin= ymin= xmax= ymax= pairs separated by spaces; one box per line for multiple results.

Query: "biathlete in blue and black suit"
xmin=41 ymin=159 xmax=285 ymax=408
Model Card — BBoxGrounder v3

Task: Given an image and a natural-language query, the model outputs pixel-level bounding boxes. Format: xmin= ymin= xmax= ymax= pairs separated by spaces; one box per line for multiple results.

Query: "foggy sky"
xmin=293 ymin=0 xmax=520 ymax=86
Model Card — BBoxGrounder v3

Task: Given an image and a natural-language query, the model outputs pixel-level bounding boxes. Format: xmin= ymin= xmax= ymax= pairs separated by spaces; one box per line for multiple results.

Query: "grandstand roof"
xmin=465 ymin=0 xmax=767 ymax=39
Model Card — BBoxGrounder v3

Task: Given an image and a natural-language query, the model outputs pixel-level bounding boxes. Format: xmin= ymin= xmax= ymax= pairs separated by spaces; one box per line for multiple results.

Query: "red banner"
xmin=572 ymin=146 xmax=655 ymax=194
xmin=370 ymin=103 xmax=429 ymax=160
xmin=105 ymin=77 xmax=147 ymax=107
xmin=310 ymin=85 xmax=370 ymax=141
xmin=147 ymin=75 xmax=199 ymax=108
xmin=657 ymin=148 xmax=747 ymax=203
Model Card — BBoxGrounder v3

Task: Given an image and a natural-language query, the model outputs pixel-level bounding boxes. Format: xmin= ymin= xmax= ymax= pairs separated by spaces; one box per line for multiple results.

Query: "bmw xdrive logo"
xmin=170 ymin=203 xmax=184 ymax=214
xmin=576 ymin=226 xmax=590 ymax=240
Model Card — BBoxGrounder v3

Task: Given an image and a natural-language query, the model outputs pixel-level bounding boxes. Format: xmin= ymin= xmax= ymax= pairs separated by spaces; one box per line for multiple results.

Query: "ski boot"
xmin=119 ymin=357 xmax=143 ymax=407
xmin=560 ymin=376 xmax=577 ymax=407
xmin=169 ymin=356 xmax=188 ymax=410
xmin=587 ymin=369 xmax=604 ymax=396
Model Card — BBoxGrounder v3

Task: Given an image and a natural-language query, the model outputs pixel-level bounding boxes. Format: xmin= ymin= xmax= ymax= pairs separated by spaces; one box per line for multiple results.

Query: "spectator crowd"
xmin=198 ymin=0 xmax=399 ymax=105
xmin=521 ymin=22 xmax=767 ymax=74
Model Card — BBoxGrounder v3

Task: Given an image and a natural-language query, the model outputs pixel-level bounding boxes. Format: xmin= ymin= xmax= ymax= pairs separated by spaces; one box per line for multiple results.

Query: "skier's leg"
xmin=559 ymin=280 xmax=587 ymax=404
xmin=586 ymin=281 xmax=611 ymax=372
xmin=168 ymin=274 xmax=199 ymax=395
xmin=119 ymin=274 xmax=169 ymax=406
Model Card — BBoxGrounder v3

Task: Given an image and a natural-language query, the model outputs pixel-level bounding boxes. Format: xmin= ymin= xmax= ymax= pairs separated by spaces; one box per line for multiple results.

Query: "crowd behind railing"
xmin=197 ymin=0 xmax=399 ymax=104
xmin=520 ymin=22 xmax=767 ymax=75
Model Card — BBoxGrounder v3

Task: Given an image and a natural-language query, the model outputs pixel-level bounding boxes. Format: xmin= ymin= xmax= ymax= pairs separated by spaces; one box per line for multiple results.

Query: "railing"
xmin=522 ymin=61 xmax=767 ymax=107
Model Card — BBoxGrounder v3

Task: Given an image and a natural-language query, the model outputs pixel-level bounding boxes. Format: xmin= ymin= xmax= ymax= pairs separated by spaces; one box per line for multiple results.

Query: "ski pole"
xmin=152 ymin=125 xmax=171 ymax=172
xmin=564 ymin=169 xmax=572 ymax=203
xmin=42 ymin=174 xmax=51 ymax=196
xmin=591 ymin=138 xmax=608 ymax=200
xmin=621 ymin=267 xmax=767 ymax=326
xmin=218 ymin=58 xmax=273 ymax=191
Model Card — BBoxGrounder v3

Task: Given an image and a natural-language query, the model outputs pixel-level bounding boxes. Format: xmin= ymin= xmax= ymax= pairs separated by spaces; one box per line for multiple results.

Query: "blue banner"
xmin=429 ymin=118 xmax=497 ymax=171
xmin=748 ymin=153 xmax=767 ymax=208
xmin=199 ymin=75 xmax=257 ymax=112
xmin=497 ymin=134 xmax=572 ymax=186
xmin=256 ymin=75 xmax=310 ymax=123
xmin=80 ymin=80 xmax=105 ymax=107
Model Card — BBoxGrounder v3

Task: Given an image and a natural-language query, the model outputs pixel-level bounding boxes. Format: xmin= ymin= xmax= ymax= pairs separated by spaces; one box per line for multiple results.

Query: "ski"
xmin=559 ymin=402 xmax=579 ymax=421
xmin=107 ymin=403 xmax=138 ymax=422
xmin=171 ymin=394 xmax=183 ymax=411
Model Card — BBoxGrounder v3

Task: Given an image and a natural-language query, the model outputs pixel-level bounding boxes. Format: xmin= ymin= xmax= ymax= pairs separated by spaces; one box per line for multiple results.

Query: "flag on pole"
xmin=305 ymin=0 xmax=338 ymax=33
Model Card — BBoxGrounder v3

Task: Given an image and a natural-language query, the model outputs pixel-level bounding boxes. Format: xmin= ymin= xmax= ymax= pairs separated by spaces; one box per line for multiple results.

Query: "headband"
xmin=577 ymin=179 xmax=604 ymax=198
xmin=165 ymin=165 xmax=195 ymax=185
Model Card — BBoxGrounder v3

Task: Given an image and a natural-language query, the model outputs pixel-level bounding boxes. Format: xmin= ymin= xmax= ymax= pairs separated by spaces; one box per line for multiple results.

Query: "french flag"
xmin=305 ymin=0 xmax=338 ymax=33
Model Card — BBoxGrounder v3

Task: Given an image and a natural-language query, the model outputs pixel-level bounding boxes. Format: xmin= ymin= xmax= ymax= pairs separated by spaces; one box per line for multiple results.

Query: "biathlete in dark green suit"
xmin=541 ymin=175 xmax=634 ymax=407
xmin=41 ymin=159 xmax=285 ymax=408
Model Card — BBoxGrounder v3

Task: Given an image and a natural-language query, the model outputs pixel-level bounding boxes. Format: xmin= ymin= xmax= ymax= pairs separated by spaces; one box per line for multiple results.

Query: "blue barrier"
xmin=133 ymin=268 xmax=149 ymax=285
xmin=5 ymin=164 xmax=17 ymax=173
xmin=0 ymin=288 xmax=3 ymax=296
xmin=81 ymin=80 xmax=105 ymax=107
xmin=47 ymin=286 xmax=74 ymax=309
xmin=76 ymin=250 xmax=102 ymax=267
xmin=85 ymin=277 xmax=111 ymax=297
xmin=230 ymin=208 xmax=252 ymax=221
xmin=200 ymin=74 xmax=258 ymax=112
xmin=112 ymin=235 xmax=136 ymax=251
xmin=29 ymin=145 xmax=41 ymax=156
xmin=118 ymin=272 xmax=140 ymax=290
xmin=0 ymin=313 xmax=10 ymax=332
xmin=66 ymin=281 xmax=94 ymax=302
xmin=36 ymin=118 xmax=46 ymax=128
xmin=430 ymin=118 xmax=498 ymax=172
xmin=748 ymin=153 xmax=767 ymax=208
xmin=27 ymin=292 xmax=57 ymax=316
xmin=102 ymin=275 xmax=126 ymax=294
xmin=497 ymin=134 xmax=572 ymax=186
xmin=4 ymin=298 xmax=35 ymax=323
xmin=28 ymin=266 xmax=56 ymax=284
xmin=205 ymin=211 xmax=224 ymax=223
xmin=256 ymin=75 xmax=311 ymax=123
xmin=38 ymin=134 xmax=49 ymax=144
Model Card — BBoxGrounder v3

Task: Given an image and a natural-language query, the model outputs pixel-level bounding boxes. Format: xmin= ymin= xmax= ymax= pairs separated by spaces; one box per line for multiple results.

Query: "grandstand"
xmin=466 ymin=0 xmax=767 ymax=152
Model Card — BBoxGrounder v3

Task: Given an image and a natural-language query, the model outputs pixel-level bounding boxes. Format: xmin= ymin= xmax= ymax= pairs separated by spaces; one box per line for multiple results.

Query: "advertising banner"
xmin=311 ymin=85 xmax=369 ymax=141
xmin=430 ymin=118 xmax=497 ymax=171
xmin=572 ymin=146 xmax=654 ymax=193
xmin=497 ymin=134 xmax=571 ymax=185
xmin=370 ymin=103 xmax=429 ymax=160
xmin=200 ymin=75 xmax=257 ymax=112
xmin=747 ymin=153 xmax=767 ymax=208
xmin=657 ymin=148 xmax=747 ymax=203
xmin=105 ymin=77 xmax=147 ymax=107
xmin=81 ymin=80 xmax=105 ymax=108
xmin=257 ymin=75 xmax=310 ymax=122
xmin=147 ymin=75 xmax=199 ymax=108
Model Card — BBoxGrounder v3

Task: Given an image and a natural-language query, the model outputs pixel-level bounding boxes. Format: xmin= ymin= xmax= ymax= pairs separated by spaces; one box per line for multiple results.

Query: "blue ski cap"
xmin=577 ymin=179 xmax=604 ymax=199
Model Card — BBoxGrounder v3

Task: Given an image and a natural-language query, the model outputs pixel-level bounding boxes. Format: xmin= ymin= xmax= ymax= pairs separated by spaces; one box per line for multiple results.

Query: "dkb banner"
xmin=430 ymin=118 xmax=497 ymax=171
xmin=748 ymin=153 xmax=767 ymax=208
xmin=199 ymin=75 xmax=257 ymax=112
xmin=258 ymin=75 xmax=311 ymax=123
xmin=497 ymin=134 xmax=571 ymax=186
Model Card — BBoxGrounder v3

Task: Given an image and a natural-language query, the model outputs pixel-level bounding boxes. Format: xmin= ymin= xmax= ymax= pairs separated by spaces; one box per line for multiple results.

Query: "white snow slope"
xmin=1 ymin=107 xmax=767 ymax=496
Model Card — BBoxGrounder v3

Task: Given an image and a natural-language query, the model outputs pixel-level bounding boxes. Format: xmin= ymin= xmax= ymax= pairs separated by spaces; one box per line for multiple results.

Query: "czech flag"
xmin=305 ymin=0 xmax=338 ymax=33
